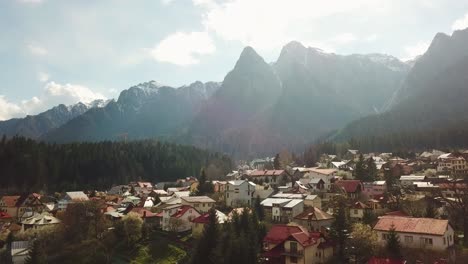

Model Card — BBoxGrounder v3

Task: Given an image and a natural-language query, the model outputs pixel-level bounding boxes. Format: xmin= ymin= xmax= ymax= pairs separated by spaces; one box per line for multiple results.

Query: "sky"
xmin=1 ymin=0 xmax=468 ymax=120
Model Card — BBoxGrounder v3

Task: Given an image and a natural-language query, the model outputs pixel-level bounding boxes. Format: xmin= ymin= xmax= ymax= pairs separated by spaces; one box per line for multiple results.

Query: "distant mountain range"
xmin=5 ymin=28 xmax=468 ymax=157
xmin=332 ymin=28 xmax=468 ymax=150
xmin=0 ymin=99 xmax=109 ymax=139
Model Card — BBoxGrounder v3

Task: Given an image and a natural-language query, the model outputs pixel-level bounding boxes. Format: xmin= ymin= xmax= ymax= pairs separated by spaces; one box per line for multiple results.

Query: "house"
xmin=11 ymin=240 xmax=30 ymax=264
xmin=299 ymin=178 xmax=326 ymax=192
xmin=303 ymin=168 xmax=337 ymax=191
xmin=363 ymin=181 xmax=387 ymax=199
xmin=293 ymin=207 xmax=334 ymax=232
xmin=0 ymin=194 xmax=44 ymax=221
xmin=191 ymin=210 xmax=228 ymax=238
xmin=437 ymin=183 xmax=467 ymax=198
xmin=58 ymin=191 xmax=89 ymax=210
xmin=304 ymin=195 xmax=321 ymax=209
xmin=161 ymin=205 xmax=201 ymax=232
xmin=262 ymin=224 xmax=334 ymax=264
xmin=180 ymin=196 xmax=215 ymax=213
xmin=344 ymin=149 xmax=360 ymax=160
xmin=0 ymin=211 xmax=12 ymax=223
xmin=437 ymin=155 xmax=467 ymax=175
xmin=250 ymin=158 xmax=274 ymax=170
xmin=399 ymin=175 xmax=426 ymax=187
xmin=225 ymin=180 xmax=256 ymax=207
xmin=130 ymin=207 xmax=159 ymax=226
xmin=349 ymin=201 xmax=369 ymax=221
xmin=249 ymin=170 xmax=287 ymax=185
xmin=334 ymin=180 xmax=363 ymax=199
xmin=261 ymin=198 xmax=304 ymax=223
xmin=373 ymin=216 xmax=454 ymax=251
xmin=213 ymin=181 xmax=228 ymax=193
xmin=20 ymin=212 xmax=61 ymax=231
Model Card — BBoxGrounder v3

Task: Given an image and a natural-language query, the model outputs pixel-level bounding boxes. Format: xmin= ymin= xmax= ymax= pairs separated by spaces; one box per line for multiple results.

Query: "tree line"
xmin=0 ymin=136 xmax=232 ymax=193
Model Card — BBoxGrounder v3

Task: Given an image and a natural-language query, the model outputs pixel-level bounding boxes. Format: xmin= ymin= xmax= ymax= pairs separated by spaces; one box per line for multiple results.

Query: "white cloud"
xmin=150 ymin=31 xmax=215 ymax=66
xmin=44 ymin=81 xmax=106 ymax=105
xmin=452 ymin=13 xmax=468 ymax=31
xmin=160 ymin=0 xmax=174 ymax=5
xmin=27 ymin=43 xmax=48 ymax=56
xmin=0 ymin=81 xmax=106 ymax=120
xmin=198 ymin=0 xmax=388 ymax=52
xmin=402 ymin=41 xmax=430 ymax=61
xmin=0 ymin=96 xmax=23 ymax=120
xmin=38 ymin=72 xmax=49 ymax=82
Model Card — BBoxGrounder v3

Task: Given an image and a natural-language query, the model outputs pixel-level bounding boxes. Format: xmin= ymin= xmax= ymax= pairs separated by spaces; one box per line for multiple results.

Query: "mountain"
xmin=0 ymin=99 xmax=109 ymax=139
xmin=332 ymin=28 xmax=468 ymax=151
xmin=43 ymin=81 xmax=220 ymax=142
xmin=184 ymin=43 xmax=410 ymax=157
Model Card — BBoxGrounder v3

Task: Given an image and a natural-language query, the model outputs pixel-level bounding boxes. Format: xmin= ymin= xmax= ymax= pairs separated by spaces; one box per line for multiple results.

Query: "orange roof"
xmin=250 ymin=170 xmax=285 ymax=177
xmin=289 ymin=232 xmax=318 ymax=247
xmin=130 ymin=207 xmax=158 ymax=218
xmin=374 ymin=216 xmax=449 ymax=236
xmin=1 ymin=196 xmax=20 ymax=207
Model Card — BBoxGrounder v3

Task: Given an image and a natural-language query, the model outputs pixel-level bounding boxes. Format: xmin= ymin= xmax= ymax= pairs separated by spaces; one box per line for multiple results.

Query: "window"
xmin=227 ymin=193 xmax=229 ymax=198
xmin=290 ymin=257 xmax=297 ymax=263
xmin=354 ymin=209 xmax=358 ymax=214
xmin=290 ymin=242 xmax=297 ymax=253
xmin=382 ymin=234 xmax=388 ymax=240
xmin=404 ymin=236 xmax=413 ymax=244
xmin=443 ymin=237 xmax=446 ymax=245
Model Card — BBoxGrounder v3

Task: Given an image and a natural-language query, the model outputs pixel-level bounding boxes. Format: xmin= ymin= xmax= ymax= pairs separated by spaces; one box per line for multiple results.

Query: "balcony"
xmin=281 ymin=249 xmax=304 ymax=257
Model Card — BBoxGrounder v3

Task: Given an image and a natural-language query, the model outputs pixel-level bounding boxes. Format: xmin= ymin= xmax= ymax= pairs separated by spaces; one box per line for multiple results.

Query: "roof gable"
xmin=374 ymin=216 xmax=449 ymax=236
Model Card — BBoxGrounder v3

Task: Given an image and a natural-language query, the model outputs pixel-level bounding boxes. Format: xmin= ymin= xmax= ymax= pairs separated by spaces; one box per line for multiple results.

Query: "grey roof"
xmin=181 ymin=196 xmax=215 ymax=203
xmin=261 ymin=198 xmax=304 ymax=208
xmin=65 ymin=191 xmax=89 ymax=201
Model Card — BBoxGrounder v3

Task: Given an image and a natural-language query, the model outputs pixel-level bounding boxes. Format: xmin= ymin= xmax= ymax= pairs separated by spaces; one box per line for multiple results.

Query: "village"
xmin=1 ymin=149 xmax=468 ymax=263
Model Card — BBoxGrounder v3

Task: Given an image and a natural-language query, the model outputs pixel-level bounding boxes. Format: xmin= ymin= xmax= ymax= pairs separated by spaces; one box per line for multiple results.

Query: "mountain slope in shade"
xmin=332 ymin=28 xmax=468 ymax=146
xmin=43 ymin=81 xmax=220 ymax=142
xmin=184 ymin=43 xmax=409 ymax=157
xmin=0 ymin=99 xmax=109 ymax=138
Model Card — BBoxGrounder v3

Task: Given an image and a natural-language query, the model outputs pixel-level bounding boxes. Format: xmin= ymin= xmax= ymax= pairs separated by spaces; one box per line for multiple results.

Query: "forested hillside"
xmin=0 ymin=137 xmax=232 ymax=192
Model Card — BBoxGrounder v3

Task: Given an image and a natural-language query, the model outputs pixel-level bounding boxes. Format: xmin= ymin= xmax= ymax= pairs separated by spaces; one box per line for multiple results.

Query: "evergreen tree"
xmin=354 ymin=154 xmax=366 ymax=181
xmin=24 ymin=240 xmax=47 ymax=264
xmin=362 ymin=209 xmax=377 ymax=225
xmin=273 ymin=154 xmax=280 ymax=170
xmin=385 ymin=224 xmax=402 ymax=259
xmin=367 ymin=157 xmax=377 ymax=182
xmin=191 ymin=208 xmax=218 ymax=264
xmin=254 ymin=195 xmax=265 ymax=221
xmin=425 ymin=199 xmax=437 ymax=218
xmin=330 ymin=198 xmax=350 ymax=262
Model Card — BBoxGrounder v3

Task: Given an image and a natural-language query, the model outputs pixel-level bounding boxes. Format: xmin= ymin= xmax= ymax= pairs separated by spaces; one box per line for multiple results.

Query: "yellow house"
xmin=191 ymin=210 xmax=228 ymax=238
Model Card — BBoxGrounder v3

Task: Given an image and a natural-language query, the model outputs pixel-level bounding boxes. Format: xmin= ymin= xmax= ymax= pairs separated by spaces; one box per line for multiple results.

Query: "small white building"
xmin=399 ymin=175 xmax=426 ymax=187
xmin=261 ymin=198 xmax=304 ymax=223
xmin=161 ymin=204 xmax=201 ymax=232
xmin=373 ymin=216 xmax=454 ymax=251
xmin=303 ymin=168 xmax=337 ymax=190
xmin=11 ymin=241 xmax=30 ymax=264
xmin=225 ymin=180 xmax=256 ymax=207
xmin=58 ymin=191 xmax=89 ymax=210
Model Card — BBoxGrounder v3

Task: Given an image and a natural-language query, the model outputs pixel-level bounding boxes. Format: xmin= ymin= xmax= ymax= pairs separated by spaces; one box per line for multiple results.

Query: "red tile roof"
xmin=374 ymin=216 xmax=449 ymax=236
xmin=171 ymin=205 xmax=197 ymax=218
xmin=192 ymin=213 xmax=210 ymax=224
xmin=130 ymin=207 xmax=158 ymax=218
xmin=335 ymin=180 xmax=362 ymax=193
xmin=250 ymin=170 xmax=285 ymax=177
xmin=289 ymin=232 xmax=317 ymax=247
xmin=0 ymin=211 xmax=12 ymax=219
xmin=294 ymin=207 xmax=334 ymax=221
xmin=264 ymin=225 xmax=304 ymax=244
xmin=1 ymin=196 xmax=20 ymax=207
